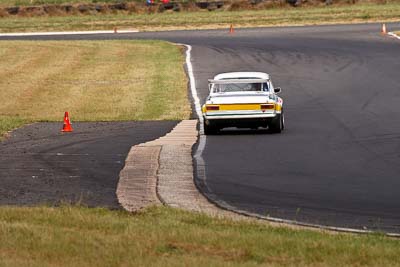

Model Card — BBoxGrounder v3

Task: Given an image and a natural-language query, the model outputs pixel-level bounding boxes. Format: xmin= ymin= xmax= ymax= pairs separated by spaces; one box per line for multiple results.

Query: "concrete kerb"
xmin=116 ymin=119 xmax=264 ymax=221
xmin=116 ymin=119 xmax=237 ymax=217
xmin=116 ymin=145 xmax=162 ymax=212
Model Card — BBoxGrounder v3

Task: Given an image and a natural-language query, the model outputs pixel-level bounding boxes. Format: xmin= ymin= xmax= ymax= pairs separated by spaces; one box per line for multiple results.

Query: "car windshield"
xmin=212 ymin=83 xmax=267 ymax=93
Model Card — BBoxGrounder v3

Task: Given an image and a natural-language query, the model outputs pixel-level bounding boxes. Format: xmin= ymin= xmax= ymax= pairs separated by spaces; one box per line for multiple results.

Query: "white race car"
xmin=202 ymin=72 xmax=284 ymax=134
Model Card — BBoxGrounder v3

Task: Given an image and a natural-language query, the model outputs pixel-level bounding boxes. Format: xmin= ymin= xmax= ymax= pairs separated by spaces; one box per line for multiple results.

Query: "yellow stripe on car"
xmin=204 ymin=103 xmax=277 ymax=111
xmin=220 ymin=104 xmax=262 ymax=110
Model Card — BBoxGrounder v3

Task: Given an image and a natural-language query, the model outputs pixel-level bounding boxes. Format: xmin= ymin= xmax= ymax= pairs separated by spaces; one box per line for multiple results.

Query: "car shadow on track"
xmin=215 ymin=127 xmax=277 ymax=135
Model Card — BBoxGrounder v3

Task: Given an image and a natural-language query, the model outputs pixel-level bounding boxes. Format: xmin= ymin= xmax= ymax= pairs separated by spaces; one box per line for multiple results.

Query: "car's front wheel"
xmin=269 ymin=111 xmax=284 ymax=133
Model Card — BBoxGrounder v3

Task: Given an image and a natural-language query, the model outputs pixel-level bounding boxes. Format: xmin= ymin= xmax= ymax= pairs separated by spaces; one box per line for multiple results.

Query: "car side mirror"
xmin=274 ymin=87 xmax=282 ymax=94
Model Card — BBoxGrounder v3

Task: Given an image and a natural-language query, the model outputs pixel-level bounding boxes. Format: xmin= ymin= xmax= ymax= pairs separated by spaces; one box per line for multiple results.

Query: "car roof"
xmin=213 ymin=72 xmax=270 ymax=81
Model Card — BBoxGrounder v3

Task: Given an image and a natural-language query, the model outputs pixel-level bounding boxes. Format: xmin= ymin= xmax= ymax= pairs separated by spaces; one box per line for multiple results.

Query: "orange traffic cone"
xmin=61 ymin=111 xmax=73 ymax=132
xmin=229 ymin=24 xmax=234 ymax=34
xmin=382 ymin=23 xmax=387 ymax=34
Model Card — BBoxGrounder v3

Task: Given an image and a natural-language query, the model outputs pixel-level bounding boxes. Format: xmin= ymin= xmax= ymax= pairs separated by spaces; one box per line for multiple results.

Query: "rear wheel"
xmin=203 ymin=120 xmax=218 ymax=135
xmin=269 ymin=112 xmax=284 ymax=133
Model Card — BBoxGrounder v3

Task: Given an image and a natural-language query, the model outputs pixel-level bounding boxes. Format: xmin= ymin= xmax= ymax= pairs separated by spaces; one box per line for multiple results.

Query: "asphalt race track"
xmin=1 ymin=23 xmax=400 ymax=232
xmin=0 ymin=121 xmax=177 ymax=208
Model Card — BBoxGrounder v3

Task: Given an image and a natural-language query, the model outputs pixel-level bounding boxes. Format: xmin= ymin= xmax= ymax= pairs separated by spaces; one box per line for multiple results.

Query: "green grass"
xmin=0 ymin=40 xmax=191 ymax=138
xmin=0 ymin=116 xmax=27 ymax=138
xmin=1 ymin=205 xmax=400 ymax=266
xmin=1 ymin=3 xmax=400 ymax=32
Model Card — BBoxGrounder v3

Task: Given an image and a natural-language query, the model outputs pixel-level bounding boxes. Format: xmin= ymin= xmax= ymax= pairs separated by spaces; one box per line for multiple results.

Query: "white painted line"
xmin=0 ymin=30 xmax=139 ymax=37
xmin=388 ymin=32 xmax=400 ymax=40
xmin=213 ymin=203 xmax=400 ymax=237
xmin=176 ymin=43 xmax=204 ymax=134
xmin=178 ymin=43 xmax=207 ymax=188
xmin=177 ymin=43 xmax=211 ymax=216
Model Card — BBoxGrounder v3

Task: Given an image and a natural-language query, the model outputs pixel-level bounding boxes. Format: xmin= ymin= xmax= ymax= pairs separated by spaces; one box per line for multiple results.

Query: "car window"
xmin=262 ymin=83 xmax=269 ymax=92
xmin=213 ymin=83 xmax=265 ymax=93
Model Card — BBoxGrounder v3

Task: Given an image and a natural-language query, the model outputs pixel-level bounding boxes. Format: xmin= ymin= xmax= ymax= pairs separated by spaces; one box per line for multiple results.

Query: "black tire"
xmin=203 ymin=121 xmax=218 ymax=135
xmin=269 ymin=111 xmax=284 ymax=133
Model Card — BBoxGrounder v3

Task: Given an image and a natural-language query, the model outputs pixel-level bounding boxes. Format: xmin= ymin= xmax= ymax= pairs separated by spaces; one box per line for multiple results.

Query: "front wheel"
xmin=269 ymin=112 xmax=284 ymax=133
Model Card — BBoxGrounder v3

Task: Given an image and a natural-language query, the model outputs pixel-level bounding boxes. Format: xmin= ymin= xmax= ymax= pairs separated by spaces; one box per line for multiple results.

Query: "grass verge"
xmin=0 ymin=40 xmax=191 ymax=138
xmin=0 ymin=3 xmax=400 ymax=32
xmin=1 ymin=205 xmax=400 ymax=266
xmin=0 ymin=116 xmax=27 ymax=138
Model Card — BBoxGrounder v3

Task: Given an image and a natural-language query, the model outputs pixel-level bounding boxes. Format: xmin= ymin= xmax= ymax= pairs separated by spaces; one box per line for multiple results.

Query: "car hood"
xmin=207 ymin=94 xmax=271 ymax=104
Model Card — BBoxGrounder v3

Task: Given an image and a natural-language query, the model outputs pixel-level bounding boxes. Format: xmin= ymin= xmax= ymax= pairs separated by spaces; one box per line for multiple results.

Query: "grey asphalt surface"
xmin=2 ymin=23 xmax=400 ymax=232
xmin=0 ymin=121 xmax=177 ymax=208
